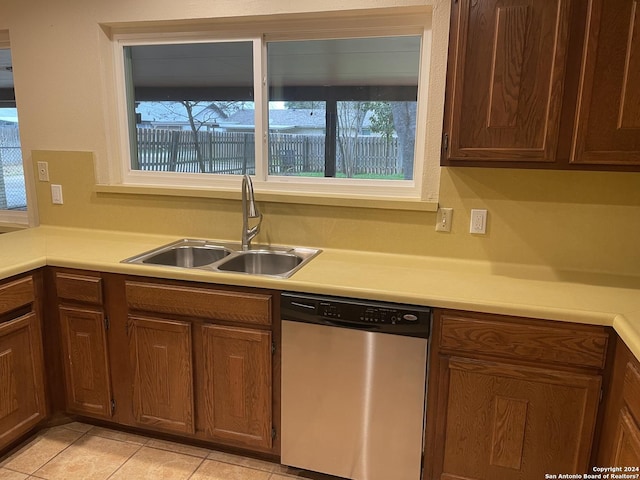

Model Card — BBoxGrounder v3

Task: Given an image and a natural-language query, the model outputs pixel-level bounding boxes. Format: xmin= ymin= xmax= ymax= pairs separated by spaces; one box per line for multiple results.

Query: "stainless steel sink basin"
xmin=216 ymin=250 xmax=303 ymax=276
xmin=123 ymin=239 xmax=232 ymax=267
xmin=142 ymin=245 xmax=230 ymax=268
xmin=122 ymin=239 xmax=320 ymax=278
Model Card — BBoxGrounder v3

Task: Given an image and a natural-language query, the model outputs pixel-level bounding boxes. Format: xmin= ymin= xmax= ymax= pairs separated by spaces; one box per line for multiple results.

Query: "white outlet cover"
xmin=470 ymin=209 xmax=487 ymax=234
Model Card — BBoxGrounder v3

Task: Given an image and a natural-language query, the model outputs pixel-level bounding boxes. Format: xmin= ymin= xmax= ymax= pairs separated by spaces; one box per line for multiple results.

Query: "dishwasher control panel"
xmin=282 ymin=292 xmax=430 ymax=338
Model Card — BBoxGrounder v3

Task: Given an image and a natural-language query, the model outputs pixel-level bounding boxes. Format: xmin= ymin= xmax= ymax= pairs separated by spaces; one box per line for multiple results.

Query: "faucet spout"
xmin=241 ymin=174 xmax=262 ymax=250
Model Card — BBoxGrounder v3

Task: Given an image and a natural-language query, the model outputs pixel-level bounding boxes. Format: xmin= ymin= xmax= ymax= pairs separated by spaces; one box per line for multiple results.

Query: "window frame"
xmin=0 ymin=40 xmax=29 ymax=228
xmin=108 ymin=14 xmax=433 ymax=202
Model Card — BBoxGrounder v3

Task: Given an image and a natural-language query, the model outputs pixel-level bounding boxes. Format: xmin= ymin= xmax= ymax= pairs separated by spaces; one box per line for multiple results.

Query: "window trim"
xmin=106 ymin=12 xmax=435 ymax=203
xmin=0 ymin=41 xmax=29 ymax=227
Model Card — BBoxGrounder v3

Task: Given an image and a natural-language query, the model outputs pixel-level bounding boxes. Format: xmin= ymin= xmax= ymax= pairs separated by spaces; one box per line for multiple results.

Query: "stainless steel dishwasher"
xmin=281 ymin=292 xmax=430 ymax=480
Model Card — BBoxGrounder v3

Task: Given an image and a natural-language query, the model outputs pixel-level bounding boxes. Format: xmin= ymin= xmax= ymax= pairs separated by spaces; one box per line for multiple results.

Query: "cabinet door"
xmin=572 ymin=0 xmax=640 ymax=165
xmin=201 ymin=324 xmax=272 ymax=449
xmin=0 ymin=313 xmax=46 ymax=450
xmin=437 ymin=357 xmax=600 ymax=480
xmin=59 ymin=306 xmax=112 ymax=419
xmin=443 ymin=0 xmax=571 ymax=164
xmin=129 ymin=316 xmax=194 ymax=435
xmin=611 ymin=408 xmax=640 ymax=466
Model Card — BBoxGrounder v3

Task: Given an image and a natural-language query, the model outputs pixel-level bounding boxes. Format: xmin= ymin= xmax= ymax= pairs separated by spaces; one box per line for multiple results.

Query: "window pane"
xmin=267 ymin=36 xmax=420 ymax=180
xmin=0 ymin=48 xmax=26 ymax=211
xmin=125 ymin=42 xmax=255 ymax=175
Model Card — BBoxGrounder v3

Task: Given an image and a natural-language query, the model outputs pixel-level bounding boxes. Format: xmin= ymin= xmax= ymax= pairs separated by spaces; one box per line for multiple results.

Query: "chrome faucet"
xmin=241 ymin=174 xmax=262 ymax=250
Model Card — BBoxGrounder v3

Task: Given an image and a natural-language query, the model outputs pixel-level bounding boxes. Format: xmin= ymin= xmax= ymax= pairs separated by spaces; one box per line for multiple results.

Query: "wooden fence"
xmin=135 ymin=128 xmax=400 ymax=176
xmin=136 ymin=129 xmax=255 ymax=174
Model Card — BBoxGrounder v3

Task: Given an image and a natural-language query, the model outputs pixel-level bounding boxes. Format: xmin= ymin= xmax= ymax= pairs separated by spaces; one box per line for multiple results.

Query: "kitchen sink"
xmin=122 ymin=239 xmax=320 ymax=278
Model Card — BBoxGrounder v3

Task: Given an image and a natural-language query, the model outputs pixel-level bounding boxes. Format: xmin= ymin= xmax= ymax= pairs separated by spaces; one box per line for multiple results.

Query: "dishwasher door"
xmin=281 ymin=319 xmax=428 ymax=480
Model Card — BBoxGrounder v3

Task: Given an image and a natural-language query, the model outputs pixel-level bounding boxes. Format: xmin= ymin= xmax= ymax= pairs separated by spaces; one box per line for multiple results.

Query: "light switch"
xmin=435 ymin=207 xmax=453 ymax=232
xmin=51 ymin=184 xmax=63 ymax=204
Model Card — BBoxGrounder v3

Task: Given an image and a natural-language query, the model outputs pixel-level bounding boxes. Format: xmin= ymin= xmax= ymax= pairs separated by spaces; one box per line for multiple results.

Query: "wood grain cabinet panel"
xmin=611 ymin=408 xmax=640 ymax=466
xmin=596 ymin=337 xmax=640 ymax=468
xmin=59 ymin=306 xmax=112 ymax=419
xmin=0 ymin=276 xmax=35 ymax=315
xmin=55 ymin=273 xmax=103 ymax=305
xmin=126 ymin=281 xmax=271 ymax=326
xmin=128 ymin=315 xmax=194 ymax=435
xmin=443 ymin=0 xmax=571 ymax=163
xmin=439 ymin=313 xmax=609 ymax=369
xmin=440 ymin=357 xmax=600 ymax=480
xmin=425 ymin=309 xmax=610 ymax=480
xmin=0 ymin=312 xmax=46 ymax=450
xmin=572 ymin=0 xmax=640 ymax=165
xmin=200 ymin=324 xmax=272 ymax=450
xmin=609 ymin=361 xmax=640 ymax=465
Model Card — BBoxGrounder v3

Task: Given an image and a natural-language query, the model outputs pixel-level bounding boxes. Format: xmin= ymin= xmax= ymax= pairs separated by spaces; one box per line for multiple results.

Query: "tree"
xmin=390 ymin=102 xmax=416 ymax=180
xmin=284 ymin=101 xmax=324 ymax=111
xmin=368 ymin=102 xmax=395 ymax=174
xmin=337 ymin=101 xmax=368 ymax=178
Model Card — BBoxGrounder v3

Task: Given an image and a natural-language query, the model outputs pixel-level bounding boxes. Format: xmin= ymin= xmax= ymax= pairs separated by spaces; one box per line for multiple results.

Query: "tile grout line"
xmin=26 ymin=425 xmax=92 ymax=478
xmin=103 ymin=441 xmax=145 ymax=480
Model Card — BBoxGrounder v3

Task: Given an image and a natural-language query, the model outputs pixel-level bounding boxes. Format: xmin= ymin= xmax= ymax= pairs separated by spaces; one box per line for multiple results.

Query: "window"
xmin=0 ymin=45 xmax=28 ymax=225
xmin=267 ymin=37 xmax=420 ymax=181
xmin=111 ymin=14 xmax=432 ymax=201
xmin=125 ymin=41 xmax=256 ymax=175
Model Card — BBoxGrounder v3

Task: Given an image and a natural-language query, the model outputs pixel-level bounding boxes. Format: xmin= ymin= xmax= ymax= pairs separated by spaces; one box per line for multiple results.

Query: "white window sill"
xmin=94 ymin=184 xmax=438 ymax=212
xmin=0 ymin=210 xmax=29 ymax=230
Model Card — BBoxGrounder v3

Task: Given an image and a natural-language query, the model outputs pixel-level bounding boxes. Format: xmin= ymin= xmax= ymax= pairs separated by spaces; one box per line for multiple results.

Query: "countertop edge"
xmin=2 ymin=226 xmax=639 ymax=362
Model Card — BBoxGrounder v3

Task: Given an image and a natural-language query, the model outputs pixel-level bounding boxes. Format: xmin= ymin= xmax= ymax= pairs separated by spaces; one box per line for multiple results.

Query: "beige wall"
xmin=3 ymin=0 xmax=640 ymax=278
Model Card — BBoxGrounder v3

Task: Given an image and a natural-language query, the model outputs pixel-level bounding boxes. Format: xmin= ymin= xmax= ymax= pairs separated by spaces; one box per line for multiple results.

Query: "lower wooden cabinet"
xmin=55 ymin=271 xmax=113 ymax=420
xmin=200 ymin=324 xmax=272 ymax=449
xmin=611 ymin=407 xmax=640 ymax=466
xmin=439 ymin=357 xmax=600 ymax=478
xmin=59 ymin=306 xmax=112 ymax=419
xmin=597 ymin=337 xmax=640 ymax=467
xmin=113 ymin=277 xmax=277 ymax=455
xmin=424 ymin=309 xmax=609 ymax=480
xmin=128 ymin=315 xmax=194 ymax=435
xmin=0 ymin=274 xmax=46 ymax=451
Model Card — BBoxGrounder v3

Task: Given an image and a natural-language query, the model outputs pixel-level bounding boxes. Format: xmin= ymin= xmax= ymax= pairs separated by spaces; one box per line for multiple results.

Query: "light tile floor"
xmin=0 ymin=422 xmax=344 ymax=480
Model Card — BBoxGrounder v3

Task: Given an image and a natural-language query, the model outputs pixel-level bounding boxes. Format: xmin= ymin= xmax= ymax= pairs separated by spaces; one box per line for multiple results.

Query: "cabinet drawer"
xmin=0 ymin=276 xmax=35 ymax=316
xmin=125 ymin=281 xmax=271 ymax=326
xmin=624 ymin=361 xmax=640 ymax=425
xmin=56 ymin=273 xmax=103 ymax=305
xmin=439 ymin=311 xmax=609 ymax=369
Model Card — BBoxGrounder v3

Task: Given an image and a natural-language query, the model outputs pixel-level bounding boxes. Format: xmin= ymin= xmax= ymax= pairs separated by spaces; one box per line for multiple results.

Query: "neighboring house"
xmin=135 ymin=102 xmax=224 ymax=130
xmin=221 ymin=108 xmax=326 ymax=135
xmin=221 ymin=108 xmax=377 ymax=136
xmin=135 ymin=103 xmax=378 ymax=137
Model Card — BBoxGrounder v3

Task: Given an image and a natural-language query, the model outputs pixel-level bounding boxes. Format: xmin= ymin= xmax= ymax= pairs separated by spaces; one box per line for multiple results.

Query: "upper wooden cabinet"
xmin=442 ymin=0 xmax=571 ymax=164
xmin=442 ymin=0 xmax=640 ymax=169
xmin=571 ymin=0 xmax=640 ymax=165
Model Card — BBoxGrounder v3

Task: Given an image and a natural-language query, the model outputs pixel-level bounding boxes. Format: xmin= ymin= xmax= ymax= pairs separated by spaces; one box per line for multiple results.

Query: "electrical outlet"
xmin=51 ymin=184 xmax=63 ymax=204
xmin=37 ymin=161 xmax=49 ymax=181
xmin=435 ymin=207 xmax=453 ymax=232
xmin=470 ymin=209 xmax=487 ymax=234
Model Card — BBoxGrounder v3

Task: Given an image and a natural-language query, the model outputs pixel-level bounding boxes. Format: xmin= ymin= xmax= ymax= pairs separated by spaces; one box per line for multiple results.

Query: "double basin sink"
xmin=122 ymin=239 xmax=321 ymax=279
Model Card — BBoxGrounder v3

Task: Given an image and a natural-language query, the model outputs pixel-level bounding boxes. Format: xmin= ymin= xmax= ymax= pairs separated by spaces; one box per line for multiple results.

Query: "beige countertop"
xmin=3 ymin=225 xmax=640 ymax=361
